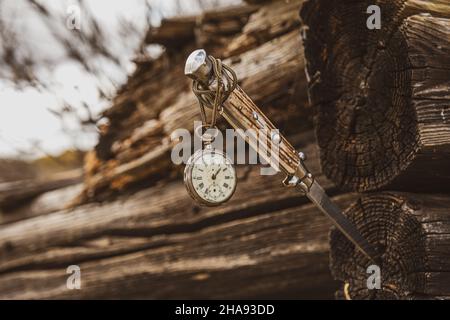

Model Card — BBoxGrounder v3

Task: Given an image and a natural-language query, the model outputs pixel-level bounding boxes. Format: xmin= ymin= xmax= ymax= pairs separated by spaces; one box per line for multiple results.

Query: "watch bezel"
xmin=184 ymin=147 xmax=237 ymax=207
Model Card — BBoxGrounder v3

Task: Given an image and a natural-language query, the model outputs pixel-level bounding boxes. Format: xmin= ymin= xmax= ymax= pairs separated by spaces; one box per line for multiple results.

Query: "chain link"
xmin=192 ymin=55 xmax=238 ymax=136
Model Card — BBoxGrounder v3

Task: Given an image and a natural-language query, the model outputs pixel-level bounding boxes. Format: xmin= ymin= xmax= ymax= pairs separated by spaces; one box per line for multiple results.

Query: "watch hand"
xmin=212 ymin=168 xmax=222 ymax=180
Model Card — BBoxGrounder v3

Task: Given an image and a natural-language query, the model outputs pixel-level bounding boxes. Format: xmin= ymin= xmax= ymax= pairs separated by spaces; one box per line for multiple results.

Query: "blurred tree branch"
xmin=0 ymin=0 xmax=239 ymax=157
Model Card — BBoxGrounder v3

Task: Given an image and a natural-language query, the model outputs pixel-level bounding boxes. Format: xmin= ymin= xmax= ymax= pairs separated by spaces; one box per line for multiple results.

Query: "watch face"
xmin=185 ymin=148 xmax=236 ymax=206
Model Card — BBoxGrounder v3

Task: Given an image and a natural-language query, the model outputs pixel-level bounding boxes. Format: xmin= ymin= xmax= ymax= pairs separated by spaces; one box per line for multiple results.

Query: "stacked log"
xmin=0 ymin=131 xmax=349 ymax=299
xmin=300 ymin=0 xmax=450 ymax=299
xmin=0 ymin=169 xmax=81 ymax=212
xmin=330 ymin=192 xmax=450 ymax=299
xmin=0 ymin=0 xmax=348 ymax=299
xmin=0 ymin=170 xmax=83 ymax=226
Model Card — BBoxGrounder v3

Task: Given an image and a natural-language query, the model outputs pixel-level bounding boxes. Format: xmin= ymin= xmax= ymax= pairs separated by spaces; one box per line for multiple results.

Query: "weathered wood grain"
xmin=196 ymin=4 xmax=260 ymax=58
xmin=0 ymin=133 xmax=328 ymax=272
xmin=145 ymin=16 xmax=197 ymax=49
xmin=0 ymin=135 xmax=352 ymax=299
xmin=330 ymin=192 xmax=450 ymax=300
xmin=0 ymin=193 xmax=352 ymax=299
xmin=0 ymin=184 xmax=83 ymax=225
xmin=300 ymin=0 xmax=450 ymax=192
xmin=0 ymin=170 xmax=82 ymax=211
xmin=225 ymin=0 xmax=304 ymax=56
xmin=161 ymin=29 xmax=307 ymax=136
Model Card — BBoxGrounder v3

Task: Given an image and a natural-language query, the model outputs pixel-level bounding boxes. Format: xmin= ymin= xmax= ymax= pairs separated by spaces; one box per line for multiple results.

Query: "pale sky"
xmin=0 ymin=0 xmax=239 ymax=159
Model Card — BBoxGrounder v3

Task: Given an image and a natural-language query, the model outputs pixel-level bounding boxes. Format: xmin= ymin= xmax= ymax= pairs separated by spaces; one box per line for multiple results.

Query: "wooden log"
xmin=0 ymin=184 xmax=83 ymax=225
xmin=145 ymin=16 xmax=196 ymax=49
xmin=196 ymin=4 xmax=259 ymax=58
xmin=243 ymin=0 xmax=273 ymax=5
xmin=0 ymin=136 xmax=352 ymax=299
xmin=144 ymin=4 xmax=257 ymax=56
xmin=330 ymin=192 xmax=450 ymax=300
xmin=0 ymin=169 xmax=82 ymax=211
xmin=0 ymin=159 xmax=36 ymax=183
xmin=110 ymin=119 xmax=164 ymax=163
xmin=0 ymin=195 xmax=353 ymax=299
xmin=300 ymin=1 xmax=450 ymax=192
xmin=160 ymin=29 xmax=308 ymax=135
xmin=97 ymin=49 xmax=196 ymax=164
xmin=225 ymin=0 xmax=304 ymax=57
xmin=83 ymin=142 xmax=174 ymax=201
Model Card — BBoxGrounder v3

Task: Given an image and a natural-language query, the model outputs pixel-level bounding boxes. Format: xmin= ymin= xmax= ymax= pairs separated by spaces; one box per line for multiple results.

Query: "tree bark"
xmin=225 ymin=0 xmax=304 ymax=56
xmin=330 ymin=192 xmax=450 ymax=300
xmin=300 ymin=0 xmax=450 ymax=192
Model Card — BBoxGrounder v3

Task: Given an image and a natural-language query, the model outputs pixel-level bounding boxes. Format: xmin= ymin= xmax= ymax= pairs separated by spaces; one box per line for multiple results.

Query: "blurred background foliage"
xmin=0 ymin=0 xmax=237 ymax=179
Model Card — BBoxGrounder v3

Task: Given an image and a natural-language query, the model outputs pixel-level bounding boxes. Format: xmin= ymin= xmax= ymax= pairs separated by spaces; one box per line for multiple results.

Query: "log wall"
xmin=3 ymin=0 xmax=448 ymax=300
xmin=0 ymin=132 xmax=349 ymax=299
xmin=300 ymin=0 xmax=450 ymax=193
xmin=0 ymin=0 xmax=343 ymax=299
xmin=301 ymin=0 xmax=450 ymax=299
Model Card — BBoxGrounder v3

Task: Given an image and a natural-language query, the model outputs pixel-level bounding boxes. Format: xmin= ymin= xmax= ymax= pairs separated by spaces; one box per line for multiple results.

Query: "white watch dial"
xmin=190 ymin=150 xmax=236 ymax=204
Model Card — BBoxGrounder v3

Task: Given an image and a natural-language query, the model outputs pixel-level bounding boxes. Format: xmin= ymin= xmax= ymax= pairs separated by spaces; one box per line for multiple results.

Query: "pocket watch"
xmin=184 ymin=144 xmax=237 ymax=206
